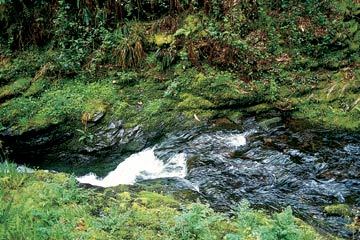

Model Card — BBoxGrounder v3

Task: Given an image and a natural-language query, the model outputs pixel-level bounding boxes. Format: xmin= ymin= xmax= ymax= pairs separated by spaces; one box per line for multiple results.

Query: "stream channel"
xmin=35 ymin=117 xmax=360 ymax=238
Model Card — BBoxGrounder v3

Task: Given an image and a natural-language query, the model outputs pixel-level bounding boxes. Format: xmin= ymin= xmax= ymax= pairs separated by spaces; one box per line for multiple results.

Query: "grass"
xmin=0 ymin=161 xmax=339 ymax=240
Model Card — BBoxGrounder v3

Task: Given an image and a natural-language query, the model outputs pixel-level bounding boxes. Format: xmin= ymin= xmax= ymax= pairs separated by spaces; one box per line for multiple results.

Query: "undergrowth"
xmin=0 ymin=0 xmax=359 ymax=132
xmin=0 ymin=161 xmax=331 ymax=239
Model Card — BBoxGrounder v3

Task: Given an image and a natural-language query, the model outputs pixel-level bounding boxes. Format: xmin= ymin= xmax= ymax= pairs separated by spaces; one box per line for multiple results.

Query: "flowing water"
xmin=77 ymin=148 xmax=187 ymax=187
xmin=77 ymin=116 xmax=359 ymax=238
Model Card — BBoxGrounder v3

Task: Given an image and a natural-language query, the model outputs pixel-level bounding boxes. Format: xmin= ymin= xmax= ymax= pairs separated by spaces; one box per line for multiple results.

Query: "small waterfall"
xmin=76 ymin=147 xmax=187 ymax=187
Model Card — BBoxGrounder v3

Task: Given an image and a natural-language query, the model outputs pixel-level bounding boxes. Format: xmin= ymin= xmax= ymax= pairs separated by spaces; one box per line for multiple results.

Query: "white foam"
xmin=76 ymin=147 xmax=187 ymax=187
xmin=225 ymin=134 xmax=247 ymax=147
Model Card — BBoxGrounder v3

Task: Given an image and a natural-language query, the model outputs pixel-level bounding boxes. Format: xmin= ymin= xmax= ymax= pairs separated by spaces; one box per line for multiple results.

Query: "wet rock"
xmin=186 ymin=155 xmax=201 ymax=172
xmin=259 ymin=116 xmax=282 ymax=129
xmin=0 ymin=124 xmax=73 ymax=165
xmin=210 ymin=117 xmax=238 ymax=129
xmin=83 ymin=119 xmax=124 ymax=152
xmin=137 ymin=177 xmax=200 ymax=193
xmin=91 ymin=112 xmax=105 ymax=122
xmin=0 ymin=119 xmax=156 ymax=172
xmin=3 ymin=115 xmax=360 ymax=238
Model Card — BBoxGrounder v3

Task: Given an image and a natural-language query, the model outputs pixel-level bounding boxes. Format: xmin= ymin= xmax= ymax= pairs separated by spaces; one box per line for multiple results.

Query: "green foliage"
xmin=23 ymin=78 xmax=50 ymax=97
xmin=0 ymin=161 xmax=28 ymax=189
xmin=269 ymin=207 xmax=303 ymax=240
xmin=231 ymin=200 xmax=324 ymax=240
xmin=143 ymin=99 xmax=164 ymax=116
xmin=0 ymin=0 xmax=359 ymax=187
xmin=0 ymin=163 xmax=96 ymax=239
xmin=76 ymin=128 xmax=94 ymax=143
xmin=291 ymin=69 xmax=360 ymax=129
xmin=0 ymin=0 xmax=56 ymax=50
xmin=166 ymin=203 xmax=224 ymax=240
xmin=175 ymin=15 xmax=203 ymax=38
xmin=268 ymin=79 xmax=279 ymax=102
xmin=1 ymin=2 xmax=359 ymax=238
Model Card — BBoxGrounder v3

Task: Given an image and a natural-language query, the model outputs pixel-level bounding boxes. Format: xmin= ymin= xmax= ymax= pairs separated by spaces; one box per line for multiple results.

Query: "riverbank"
xmin=1 ymin=1 xmax=359 ymax=139
xmin=0 ymin=161 xmax=336 ymax=239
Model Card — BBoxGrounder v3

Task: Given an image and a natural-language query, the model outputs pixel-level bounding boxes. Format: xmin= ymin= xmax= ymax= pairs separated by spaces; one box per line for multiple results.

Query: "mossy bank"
xmin=1 ymin=1 xmax=359 ymax=139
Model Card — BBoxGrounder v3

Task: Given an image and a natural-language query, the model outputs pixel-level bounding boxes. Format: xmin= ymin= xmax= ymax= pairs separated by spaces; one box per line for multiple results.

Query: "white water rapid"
xmin=76 ymin=147 xmax=187 ymax=187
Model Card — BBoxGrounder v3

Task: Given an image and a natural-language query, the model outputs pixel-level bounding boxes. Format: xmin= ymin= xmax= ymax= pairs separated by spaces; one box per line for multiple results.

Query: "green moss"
xmin=259 ymin=117 xmax=282 ymax=129
xmin=290 ymin=69 xmax=360 ymax=130
xmin=84 ymin=99 xmax=107 ymax=118
xmin=225 ymin=111 xmax=244 ymax=123
xmin=23 ymin=78 xmax=49 ymax=97
xmin=0 ymin=78 xmax=32 ymax=99
xmin=142 ymin=99 xmax=163 ymax=116
xmin=181 ymin=109 xmax=217 ymax=122
xmin=324 ymin=204 xmax=352 ymax=217
xmin=0 ymin=80 xmax=120 ymax=133
xmin=1 ymin=0 xmax=359 ymax=135
xmin=112 ymin=79 xmax=180 ymax=130
xmin=150 ymin=33 xmax=175 ymax=46
xmin=246 ymin=103 xmax=274 ymax=113
xmin=174 ymin=15 xmax=203 ymax=38
xmin=178 ymin=93 xmax=214 ymax=109
xmin=135 ymin=191 xmax=180 ymax=208
xmin=33 ymin=170 xmax=71 ymax=184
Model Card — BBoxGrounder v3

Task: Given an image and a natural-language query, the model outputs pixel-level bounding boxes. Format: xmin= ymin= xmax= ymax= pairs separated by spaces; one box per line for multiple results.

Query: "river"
xmin=62 ymin=116 xmax=360 ymax=238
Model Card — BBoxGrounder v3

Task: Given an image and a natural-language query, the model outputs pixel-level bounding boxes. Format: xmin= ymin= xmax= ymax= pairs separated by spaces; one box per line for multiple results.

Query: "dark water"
xmin=142 ymin=117 xmax=359 ymax=238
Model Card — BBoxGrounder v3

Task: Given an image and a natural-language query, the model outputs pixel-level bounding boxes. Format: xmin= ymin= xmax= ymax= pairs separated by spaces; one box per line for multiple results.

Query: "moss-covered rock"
xmin=324 ymin=204 xmax=352 ymax=217
xmin=0 ymin=77 xmax=32 ymax=100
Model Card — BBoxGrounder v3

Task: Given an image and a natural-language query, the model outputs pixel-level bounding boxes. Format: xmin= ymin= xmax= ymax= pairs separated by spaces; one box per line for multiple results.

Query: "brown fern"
xmin=204 ymin=0 xmax=211 ymax=15
xmin=187 ymin=41 xmax=204 ymax=72
xmin=114 ymin=36 xmax=145 ymax=70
